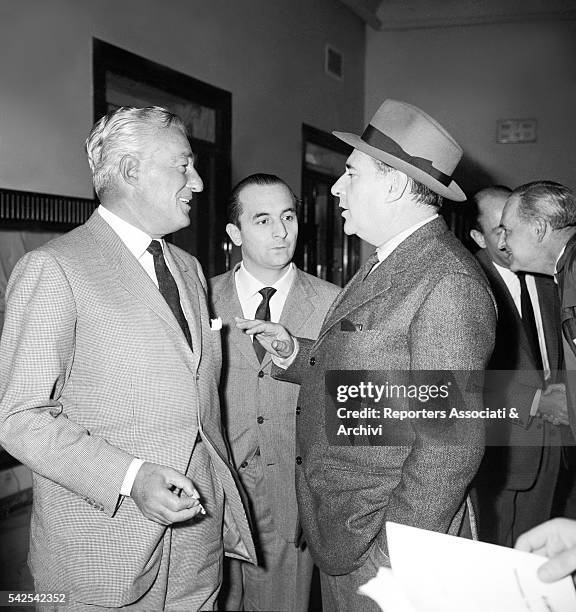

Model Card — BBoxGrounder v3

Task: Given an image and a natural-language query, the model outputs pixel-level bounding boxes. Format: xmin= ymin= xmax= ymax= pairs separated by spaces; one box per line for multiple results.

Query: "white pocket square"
xmin=210 ymin=317 xmax=223 ymax=330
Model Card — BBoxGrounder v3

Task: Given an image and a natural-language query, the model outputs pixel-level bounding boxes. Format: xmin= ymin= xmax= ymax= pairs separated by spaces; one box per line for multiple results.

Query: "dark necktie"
xmin=363 ymin=251 xmax=380 ymax=280
xmin=147 ymin=240 xmax=192 ymax=349
xmin=253 ymin=287 xmax=276 ymax=362
xmin=518 ymin=272 xmax=543 ymax=371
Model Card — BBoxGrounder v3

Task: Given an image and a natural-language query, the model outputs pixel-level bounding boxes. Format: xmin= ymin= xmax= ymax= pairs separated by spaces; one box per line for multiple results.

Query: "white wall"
xmin=366 ymin=18 xmax=576 ymax=194
xmin=0 ymin=0 xmax=365 ymax=488
xmin=0 ymin=0 xmax=365 ymax=198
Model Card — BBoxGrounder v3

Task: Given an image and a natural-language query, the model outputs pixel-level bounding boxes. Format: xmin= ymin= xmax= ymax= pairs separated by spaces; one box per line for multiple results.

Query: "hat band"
xmin=361 ymin=125 xmax=452 ymax=187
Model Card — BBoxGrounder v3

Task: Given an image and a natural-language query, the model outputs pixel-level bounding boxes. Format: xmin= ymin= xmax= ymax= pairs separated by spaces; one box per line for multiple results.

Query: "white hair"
xmin=85 ymin=106 xmax=186 ymax=197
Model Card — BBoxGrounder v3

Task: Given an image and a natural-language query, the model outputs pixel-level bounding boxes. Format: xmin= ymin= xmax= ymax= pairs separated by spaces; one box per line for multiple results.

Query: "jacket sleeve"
xmin=272 ymin=337 xmax=315 ymax=386
xmin=379 ymin=273 xmax=496 ymax=553
xmin=0 ymin=251 xmax=133 ymax=516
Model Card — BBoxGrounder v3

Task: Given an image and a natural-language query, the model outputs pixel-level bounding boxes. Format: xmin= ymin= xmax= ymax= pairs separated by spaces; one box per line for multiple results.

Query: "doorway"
xmin=298 ymin=124 xmax=359 ymax=287
xmin=93 ymin=39 xmax=231 ymax=277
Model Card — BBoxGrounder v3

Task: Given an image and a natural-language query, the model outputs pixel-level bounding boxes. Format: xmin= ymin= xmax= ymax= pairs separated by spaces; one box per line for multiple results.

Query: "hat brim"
xmin=333 ymin=131 xmax=466 ymax=202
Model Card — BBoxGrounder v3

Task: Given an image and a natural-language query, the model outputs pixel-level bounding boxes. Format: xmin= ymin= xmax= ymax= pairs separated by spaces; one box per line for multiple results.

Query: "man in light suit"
xmin=469 ymin=186 xmax=566 ymax=546
xmin=238 ymin=99 xmax=497 ymax=611
xmin=210 ymin=174 xmax=339 ymax=611
xmin=0 ymin=106 xmax=255 ymax=610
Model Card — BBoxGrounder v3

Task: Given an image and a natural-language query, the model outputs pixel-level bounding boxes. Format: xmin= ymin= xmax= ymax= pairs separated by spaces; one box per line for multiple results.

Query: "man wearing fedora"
xmin=237 ymin=99 xmax=497 ymax=611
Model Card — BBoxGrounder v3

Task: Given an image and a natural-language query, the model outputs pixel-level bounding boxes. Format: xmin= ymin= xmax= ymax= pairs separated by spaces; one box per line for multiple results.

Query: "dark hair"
xmin=228 ymin=173 xmax=299 ymax=226
xmin=511 ymin=181 xmax=576 ymax=230
xmin=374 ymin=159 xmax=443 ymax=208
xmin=469 ymin=186 xmax=512 ymax=232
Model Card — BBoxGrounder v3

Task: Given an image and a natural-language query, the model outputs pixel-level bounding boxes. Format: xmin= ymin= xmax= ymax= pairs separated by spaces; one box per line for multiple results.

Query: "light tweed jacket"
xmin=210 ymin=266 xmax=339 ymax=541
xmin=276 ymin=217 xmax=497 ymax=576
xmin=0 ymin=211 xmax=255 ymax=606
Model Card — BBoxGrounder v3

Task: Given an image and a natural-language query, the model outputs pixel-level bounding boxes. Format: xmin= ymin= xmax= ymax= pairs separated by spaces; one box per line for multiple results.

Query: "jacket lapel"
xmin=319 ymin=264 xmax=392 ymax=342
xmin=214 ymin=266 xmax=261 ymax=368
xmin=478 ymin=251 xmax=545 ymax=372
xmin=317 ymin=217 xmax=447 ymax=344
xmin=535 ymin=274 xmax=563 ymax=373
xmin=86 ymin=211 xmax=194 ymax=356
xmin=279 ymin=269 xmax=315 ymax=337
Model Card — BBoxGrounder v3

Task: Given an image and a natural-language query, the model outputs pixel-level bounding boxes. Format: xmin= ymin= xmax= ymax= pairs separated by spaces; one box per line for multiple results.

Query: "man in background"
xmin=238 ymin=99 xmax=496 ymax=611
xmin=500 ymin=180 xmax=576 ymax=518
xmin=210 ymin=173 xmax=339 ymax=611
xmin=470 ymin=186 xmax=566 ymax=546
xmin=0 ymin=106 xmax=254 ymax=610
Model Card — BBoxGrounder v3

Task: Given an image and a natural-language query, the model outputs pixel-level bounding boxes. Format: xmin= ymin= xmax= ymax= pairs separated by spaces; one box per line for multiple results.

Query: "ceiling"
xmin=339 ymin=0 xmax=576 ymax=30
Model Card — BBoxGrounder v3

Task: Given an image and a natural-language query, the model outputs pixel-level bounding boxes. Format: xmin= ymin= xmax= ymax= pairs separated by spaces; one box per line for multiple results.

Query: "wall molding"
xmin=0 ymin=187 xmax=96 ymax=230
xmin=377 ymin=8 xmax=576 ymax=31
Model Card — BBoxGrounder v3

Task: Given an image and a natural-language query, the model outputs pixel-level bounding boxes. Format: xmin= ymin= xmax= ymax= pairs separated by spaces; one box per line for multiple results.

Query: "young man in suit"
xmin=237 ymin=100 xmax=497 ymax=611
xmin=0 ymin=106 xmax=255 ymax=610
xmin=210 ymin=174 xmax=339 ymax=611
xmin=469 ymin=186 xmax=566 ymax=546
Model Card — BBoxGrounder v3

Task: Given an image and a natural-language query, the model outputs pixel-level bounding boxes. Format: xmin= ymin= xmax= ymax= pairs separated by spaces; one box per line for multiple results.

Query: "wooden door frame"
xmin=93 ymin=39 xmax=232 ymax=274
xmin=300 ymin=124 xmax=359 ymax=285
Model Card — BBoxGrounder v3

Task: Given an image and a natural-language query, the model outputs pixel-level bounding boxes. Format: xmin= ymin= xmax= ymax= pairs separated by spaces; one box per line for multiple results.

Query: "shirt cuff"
xmin=120 ymin=458 xmax=144 ymax=497
xmin=271 ymin=337 xmax=299 ymax=369
xmin=530 ymin=388 xmax=542 ymax=417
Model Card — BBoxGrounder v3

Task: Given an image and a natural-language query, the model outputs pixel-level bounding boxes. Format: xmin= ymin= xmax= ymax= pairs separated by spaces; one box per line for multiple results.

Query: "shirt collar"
xmin=98 ymin=204 xmax=161 ymax=259
xmin=554 ymin=244 xmax=567 ymax=279
xmin=376 ymin=214 xmax=438 ymax=262
xmin=493 ymin=261 xmax=519 ymax=285
xmin=235 ymin=262 xmax=295 ymax=302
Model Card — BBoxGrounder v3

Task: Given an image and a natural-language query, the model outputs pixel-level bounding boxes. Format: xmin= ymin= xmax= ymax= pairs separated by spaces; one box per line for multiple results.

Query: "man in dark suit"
xmin=501 ymin=182 xmax=576 ymax=433
xmin=500 ymin=181 xmax=576 ymax=519
xmin=469 ymin=186 xmax=566 ymax=546
xmin=210 ymin=174 xmax=339 ymax=611
xmin=237 ymin=99 xmax=496 ymax=611
xmin=0 ymin=106 xmax=255 ymax=610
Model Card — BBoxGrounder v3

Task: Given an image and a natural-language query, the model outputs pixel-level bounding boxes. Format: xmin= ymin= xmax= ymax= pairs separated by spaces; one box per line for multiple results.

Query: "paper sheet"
xmin=359 ymin=522 xmax=576 ymax=612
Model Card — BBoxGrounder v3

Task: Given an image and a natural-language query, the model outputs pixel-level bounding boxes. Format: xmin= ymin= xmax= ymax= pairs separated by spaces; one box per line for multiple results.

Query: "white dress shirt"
xmin=98 ymin=205 xmax=173 ymax=496
xmin=235 ymin=262 xmax=295 ymax=324
xmin=492 ymin=262 xmax=551 ymax=415
xmin=98 ymin=204 xmax=170 ymax=287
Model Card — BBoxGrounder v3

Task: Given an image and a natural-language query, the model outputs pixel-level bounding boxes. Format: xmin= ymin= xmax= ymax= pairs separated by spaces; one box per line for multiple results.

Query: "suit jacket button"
xmin=240 ymin=460 xmax=248 ymax=468
xmin=296 ymin=456 xmax=302 ymax=465
xmin=296 ymin=406 xmax=301 ymax=415
xmin=257 ymin=416 xmax=264 ymax=424
xmin=258 ymin=370 xmax=265 ymax=378
xmin=309 ymin=357 xmax=316 ymax=366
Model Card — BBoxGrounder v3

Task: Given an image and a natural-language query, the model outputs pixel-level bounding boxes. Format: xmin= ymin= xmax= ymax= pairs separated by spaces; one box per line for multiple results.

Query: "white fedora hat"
xmin=333 ymin=99 xmax=466 ymax=202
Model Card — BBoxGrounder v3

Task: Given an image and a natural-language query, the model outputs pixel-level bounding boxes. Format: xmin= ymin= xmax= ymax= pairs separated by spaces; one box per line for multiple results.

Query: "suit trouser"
xmin=36 ymin=441 xmax=225 ymax=612
xmin=476 ymin=445 xmax=562 ymax=547
xmin=319 ymin=538 xmax=388 ymax=612
xmin=220 ymin=453 xmax=314 ymax=611
xmin=553 ymin=445 xmax=576 ymax=519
